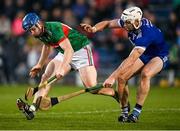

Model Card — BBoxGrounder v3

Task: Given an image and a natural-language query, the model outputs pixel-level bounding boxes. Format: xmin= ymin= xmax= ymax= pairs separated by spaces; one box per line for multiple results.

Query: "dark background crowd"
xmin=0 ymin=0 xmax=179 ymax=86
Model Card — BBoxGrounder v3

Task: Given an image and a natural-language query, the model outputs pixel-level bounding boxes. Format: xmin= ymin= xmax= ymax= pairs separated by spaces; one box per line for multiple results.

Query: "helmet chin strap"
xmin=36 ymin=22 xmax=43 ymax=31
xmin=132 ymin=19 xmax=142 ymax=29
xmin=35 ymin=22 xmax=45 ymax=36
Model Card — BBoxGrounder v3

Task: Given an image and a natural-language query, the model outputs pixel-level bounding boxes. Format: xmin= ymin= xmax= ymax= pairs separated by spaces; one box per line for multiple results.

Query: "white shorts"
xmin=54 ymin=45 xmax=94 ymax=70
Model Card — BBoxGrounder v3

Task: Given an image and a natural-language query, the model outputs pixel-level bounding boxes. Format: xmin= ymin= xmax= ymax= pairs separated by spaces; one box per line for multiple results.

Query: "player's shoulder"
xmin=141 ymin=18 xmax=154 ymax=29
xmin=140 ymin=18 xmax=155 ymax=35
xmin=45 ymin=21 xmax=61 ymax=26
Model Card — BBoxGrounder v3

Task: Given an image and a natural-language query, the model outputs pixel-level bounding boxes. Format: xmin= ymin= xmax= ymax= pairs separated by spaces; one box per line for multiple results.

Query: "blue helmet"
xmin=22 ymin=13 xmax=40 ymax=31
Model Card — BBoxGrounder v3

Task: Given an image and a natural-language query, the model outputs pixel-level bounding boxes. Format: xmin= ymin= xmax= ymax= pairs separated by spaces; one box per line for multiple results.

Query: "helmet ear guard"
xmin=132 ymin=19 xmax=141 ymax=29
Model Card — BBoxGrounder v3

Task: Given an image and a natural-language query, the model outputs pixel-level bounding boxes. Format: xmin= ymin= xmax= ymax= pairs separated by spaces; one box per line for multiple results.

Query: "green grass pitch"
xmin=0 ymin=85 xmax=180 ymax=130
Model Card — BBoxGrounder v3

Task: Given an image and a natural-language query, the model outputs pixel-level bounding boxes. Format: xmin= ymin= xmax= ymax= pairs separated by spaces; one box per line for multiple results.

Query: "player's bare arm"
xmin=113 ymin=47 xmax=145 ymax=78
xmin=80 ymin=19 xmax=120 ymax=33
xmin=103 ymin=47 xmax=145 ymax=87
xmin=56 ymin=38 xmax=74 ymax=79
xmin=29 ymin=45 xmax=51 ymax=78
xmin=37 ymin=44 xmax=51 ymax=66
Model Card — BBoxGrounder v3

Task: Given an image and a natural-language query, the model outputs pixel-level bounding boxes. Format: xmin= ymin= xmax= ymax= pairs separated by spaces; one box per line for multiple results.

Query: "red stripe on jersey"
xmin=51 ymin=37 xmax=67 ymax=48
xmin=50 ymin=23 xmax=70 ymax=48
xmin=84 ymin=47 xmax=90 ymax=66
xmin=62 ymin=24 xmax=70 ymax=37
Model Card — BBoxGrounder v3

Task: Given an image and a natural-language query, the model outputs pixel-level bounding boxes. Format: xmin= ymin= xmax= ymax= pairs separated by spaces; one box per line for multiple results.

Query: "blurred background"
xmin=0 ymin=0 xmax=179 ymax=87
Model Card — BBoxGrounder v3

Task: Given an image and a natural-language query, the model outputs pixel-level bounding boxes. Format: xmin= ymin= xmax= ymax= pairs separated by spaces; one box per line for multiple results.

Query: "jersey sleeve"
xmin=134 ymin=37 xmax=150 ymax=50
xmin=117 ymin=19 xmax=124 ymax=28
xmin=134 ymin=29 xmax=152 ymax=50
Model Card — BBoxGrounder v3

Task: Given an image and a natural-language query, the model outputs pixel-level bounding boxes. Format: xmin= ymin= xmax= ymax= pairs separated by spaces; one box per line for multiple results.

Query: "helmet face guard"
xmin=121 ymin=7 xmax=142 ymax=29
xmin=22 ymin=13 xmax=40 ymax=31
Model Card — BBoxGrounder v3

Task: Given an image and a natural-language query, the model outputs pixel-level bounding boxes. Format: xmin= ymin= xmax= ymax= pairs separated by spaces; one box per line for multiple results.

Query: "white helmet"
xmin=121 ymin=6 xmax=143 ymax=29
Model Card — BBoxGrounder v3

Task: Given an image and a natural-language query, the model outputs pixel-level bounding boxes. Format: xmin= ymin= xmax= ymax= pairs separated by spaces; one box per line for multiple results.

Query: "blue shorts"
xmin=139 ymin=54 xmax=169 ymax=69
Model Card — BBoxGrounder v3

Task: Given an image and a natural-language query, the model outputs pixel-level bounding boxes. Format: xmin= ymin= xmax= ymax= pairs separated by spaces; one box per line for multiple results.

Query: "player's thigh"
xmin=117 ymin=58 xmax=144 ymax=92
xmin=78 ymin=65 xmax=97 ymax=87
xmin=41 ymin=60 xmax=56 ymax=82
xmin=119 ymin=58 xmax=144 ymax=81
xmin=141 ymin=57 xmax=163 ymax=78
xmin=51 ymin=59 xmax=71 ymax=77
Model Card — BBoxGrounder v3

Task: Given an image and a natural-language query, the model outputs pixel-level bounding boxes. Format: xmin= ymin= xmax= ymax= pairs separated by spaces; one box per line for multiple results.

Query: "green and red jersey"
xmin=37 ymin=22 xmax=90 ymax=53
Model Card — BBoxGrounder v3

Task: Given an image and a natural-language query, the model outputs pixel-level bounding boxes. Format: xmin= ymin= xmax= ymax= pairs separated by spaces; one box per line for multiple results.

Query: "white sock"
xmin=29 ymin=105 xmax=36 ymax=112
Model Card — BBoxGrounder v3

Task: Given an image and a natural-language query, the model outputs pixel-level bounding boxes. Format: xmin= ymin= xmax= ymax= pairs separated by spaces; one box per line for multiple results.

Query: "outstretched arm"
xmin=29 ymin=45 xmax=51 ymax=78
xmin=37 ymin=45 xmax=51 ymax=66
xmin=80 ymin=19 xmax=120 ymax=33
xmin=111 ymin=48 xmax=144 ymax=79
xmin=103 ymin=47 xmax=145 ymax=87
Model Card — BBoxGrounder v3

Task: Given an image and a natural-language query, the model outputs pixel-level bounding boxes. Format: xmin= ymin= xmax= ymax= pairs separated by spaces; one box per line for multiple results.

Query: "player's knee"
xmin=84 ymin=81 xmax=97 ymax=88
xmin=141 ymin=69 xmax=151 ymax=79
xmin=84 ymin=82 xmax=98 ymax=94
xmin=117 ymin=76 xmax=127 ymax=83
